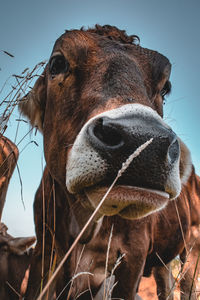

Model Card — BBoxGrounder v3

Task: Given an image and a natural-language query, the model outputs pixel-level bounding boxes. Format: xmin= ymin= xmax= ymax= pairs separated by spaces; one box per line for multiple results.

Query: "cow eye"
xmin=160 ymin=81 xmax=171 ymax=99
xmin=49 ymin=55 xmax=69 ymax=76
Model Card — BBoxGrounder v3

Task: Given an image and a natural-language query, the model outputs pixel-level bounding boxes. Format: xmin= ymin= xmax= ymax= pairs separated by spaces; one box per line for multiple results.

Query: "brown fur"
xmin=0 ymin=223 xmax=35 ymax=300
xmin=0 ymin=136 xmax=19 ymax=220
xmin=18 ymin=25 xmax=200 ymax=299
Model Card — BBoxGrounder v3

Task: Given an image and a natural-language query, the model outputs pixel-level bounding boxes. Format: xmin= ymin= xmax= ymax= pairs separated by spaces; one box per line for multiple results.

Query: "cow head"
xmin=0 ymin=223 xmax=35 ymax=299
xmin=19 ymin=25 xmax=192 ymax=221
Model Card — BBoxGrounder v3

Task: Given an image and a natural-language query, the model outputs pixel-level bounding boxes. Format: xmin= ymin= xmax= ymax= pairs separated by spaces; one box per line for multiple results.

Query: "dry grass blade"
xmin=36 ymin=137 xmax=153 ymax=300
xmin=0 ymin=61 xmax=46 ymax=135
xmin=75 ymin=288 xmax=92 ymax=300
xmin=108 ymin=254 xmax=125 ymax=295
xmin=0 ymin=62 xmax=46 ymax=212
xmin=103 ymin=224 xmax=114 ymax=300
xmin=41 ymin=158 xmax=45 ymax=294
xmin=6 ymin=281 xmax=21 ymax=297
xmin=2 ymin=50 xmax=14 ymax=58
xmin=174 ymin=201 xmax=188 ymax=255
xmin=189 ymin=251 xmax=200 ymax=300
xmin=155 ymin=252 xmax=170 ymax=272
xmin=95 ymin=253 xmax=125 ymax=300
xmin=16 ymin=163 xmax=25 ymax=210
xmin=56 ymin=271 xmax=93 ymax=300
xmin=46 ymin=179 xmax=56 ymax=299
xmin=64 ymin=245 xmax=85 ymax=300
xmin=118 ymin=138 xmax=153 ymax=177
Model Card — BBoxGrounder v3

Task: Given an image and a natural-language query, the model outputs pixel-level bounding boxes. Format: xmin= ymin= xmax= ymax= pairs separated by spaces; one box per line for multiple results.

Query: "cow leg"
xmin=93 ymin=275 xmax=115 ymax=300
xmin=24 ymin=170 xmax=72 ymax=300
xmin=111 ymin=230 xmax=150 ymax=300
xmin=179 ymin=225 xmax=200 ymax=300
xmin=153 ymin=263 xmax=174 ymax=300
xmin=180 ymin=248 xmax=199 ymax=300
xmin=112 ymin=258 xmax=145 ymax=300
xmin=24 ymin=236 xmax=72 ymax=300
xmin=24 ymin=243 xmax=57 ymax=300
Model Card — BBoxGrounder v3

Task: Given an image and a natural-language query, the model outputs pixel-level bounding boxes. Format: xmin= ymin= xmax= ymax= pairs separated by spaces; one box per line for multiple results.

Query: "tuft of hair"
xmin=179 ymin=139 xmax=192 ymax=185
xmin=81 ymin=24 xmax=140 ymax=45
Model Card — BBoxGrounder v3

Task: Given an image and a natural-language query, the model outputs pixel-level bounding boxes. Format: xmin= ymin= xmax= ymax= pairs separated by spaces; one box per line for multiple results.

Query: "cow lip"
xmin=85 ymin=185 xmax=170 ymax=201
xmin=107 ymin=185 xmax=169 ymax=198
xmin=84 ymin=185 xmax=169 ymax=219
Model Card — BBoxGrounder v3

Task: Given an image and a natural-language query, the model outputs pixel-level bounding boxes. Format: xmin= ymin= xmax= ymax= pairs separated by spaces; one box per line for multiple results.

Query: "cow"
xmin=19 ymin=25 xmax=200 ymax=299
xmin=0 ymin=135 xmax=19 ymax=220
xmin=0 ymin=223 xmax=36 ymax=299
xmin=0 ymin=137 xmax=36 ymax=299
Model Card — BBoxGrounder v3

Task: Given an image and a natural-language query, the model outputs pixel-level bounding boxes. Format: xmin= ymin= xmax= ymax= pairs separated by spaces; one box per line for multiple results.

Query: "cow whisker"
xmin=64 ymin=143 xmax=74 ymax=149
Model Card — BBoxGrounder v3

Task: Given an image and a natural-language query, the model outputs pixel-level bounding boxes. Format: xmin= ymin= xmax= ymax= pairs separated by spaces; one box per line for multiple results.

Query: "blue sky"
xmin=1 ymin=0 xmax=200 ymax=236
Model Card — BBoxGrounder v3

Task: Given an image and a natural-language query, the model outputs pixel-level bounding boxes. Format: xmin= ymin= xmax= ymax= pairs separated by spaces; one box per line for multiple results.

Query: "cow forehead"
xmin=49 ymin=30 xmax=171 ymax=105
xmin=52 ymin=30 xmax=170 ymax=69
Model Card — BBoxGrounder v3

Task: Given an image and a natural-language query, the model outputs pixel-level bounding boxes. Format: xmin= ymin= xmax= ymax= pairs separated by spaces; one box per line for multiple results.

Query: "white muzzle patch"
xmin=66 ymin=103 xmax=181 ymax=201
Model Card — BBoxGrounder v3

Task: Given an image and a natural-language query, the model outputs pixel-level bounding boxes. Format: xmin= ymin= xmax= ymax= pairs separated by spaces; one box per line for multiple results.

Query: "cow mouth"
xmin=84 ymin=185 xmax=169 ymax=219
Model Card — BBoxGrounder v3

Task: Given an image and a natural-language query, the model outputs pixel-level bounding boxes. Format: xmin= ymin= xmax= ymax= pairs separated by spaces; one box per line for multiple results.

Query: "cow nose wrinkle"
xmin=89 ymin=117 xmax=124 ymax=149
xmin=167 ymin=138 xmax=180 ymax=164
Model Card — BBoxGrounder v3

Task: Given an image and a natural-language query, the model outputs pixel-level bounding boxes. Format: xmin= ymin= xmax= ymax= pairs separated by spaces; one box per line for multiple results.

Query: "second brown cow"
xmin=19 ymin=25 xmax=200 ymax=299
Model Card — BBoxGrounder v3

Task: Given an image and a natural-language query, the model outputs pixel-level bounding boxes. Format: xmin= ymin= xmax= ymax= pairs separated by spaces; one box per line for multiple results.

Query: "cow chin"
xmin=84 ymin=185 xmax=170 ymax=219
xmin=66 ymin=147 xmax=181 ymax=220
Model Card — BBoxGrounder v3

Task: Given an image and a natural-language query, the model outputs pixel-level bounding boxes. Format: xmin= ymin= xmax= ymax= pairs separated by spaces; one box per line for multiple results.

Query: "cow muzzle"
xmin=66 ymin=104 xmax=181 ymax=219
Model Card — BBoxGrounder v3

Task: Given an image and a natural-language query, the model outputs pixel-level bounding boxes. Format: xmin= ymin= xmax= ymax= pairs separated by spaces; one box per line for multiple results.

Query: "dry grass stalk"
xmin=71 ymin=272 xmax=94 ymax=281
xmin=65 ymin=245 xmax=86 ymax=300
xmin=74 ymin=288 xmax=92 ymax=300
xmin=118 ymin=138 xmax=153 ymax=178
xmin=155 ymin=252 xmax=170 ymax=273
xmin=57 ymin=271 xmax=93 ymax=300
xmin=0 ymin=61 xmax=45 ymax=135
xmin=36 ymin=138 xmax=154 ymax=300
xmin=41 ymin=159 xmax=45 ymax=294
xmin=0 ymin=63 xmax=45 ymax=212
xmin=2 ymin=50 xmax=14 ymax=58
xmin=166 ymin=244 xmax=200 ymax=300
xmin=174 ymin=201 xmax=188 ymax=256
xmin=5 ymin=281 xmax=21 ymax=297
xmin=103 ymin=224 xmax=114 ymax=300
xmin=189 ymin=252 xmax=200 ymax=300
xmin=46 ymin=180 xmax=56 ymax=299
xmin=107 ymin=254 xmax=125 ymax=298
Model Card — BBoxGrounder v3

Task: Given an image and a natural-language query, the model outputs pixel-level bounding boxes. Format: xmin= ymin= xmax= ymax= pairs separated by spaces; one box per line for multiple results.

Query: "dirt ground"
xmin=138 ymin=275 xmax=200 ymax=300
xmin=138 ymin=275 xmax=178 ymax=300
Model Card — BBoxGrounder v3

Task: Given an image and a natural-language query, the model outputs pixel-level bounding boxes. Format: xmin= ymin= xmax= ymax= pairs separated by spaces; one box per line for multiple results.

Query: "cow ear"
xmin=0 ymin=222 xmax=8 ymax=235
xmin=8 ymin=236 xmax=36 ymax=255
xmin=179 ymin=139 xmax=192 ymax=185
xmin=18 ymin=70 xmax=46 ymax=132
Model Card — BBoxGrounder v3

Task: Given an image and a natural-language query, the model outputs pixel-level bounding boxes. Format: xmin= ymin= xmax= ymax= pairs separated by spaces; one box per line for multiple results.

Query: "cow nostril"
xmin=112 ymin=205 xmax=118 ymax=209
xmin=91 ymin=118 xmax=124 ymax=148
xmin=167 ymin=139 xmax=180 ymax=164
